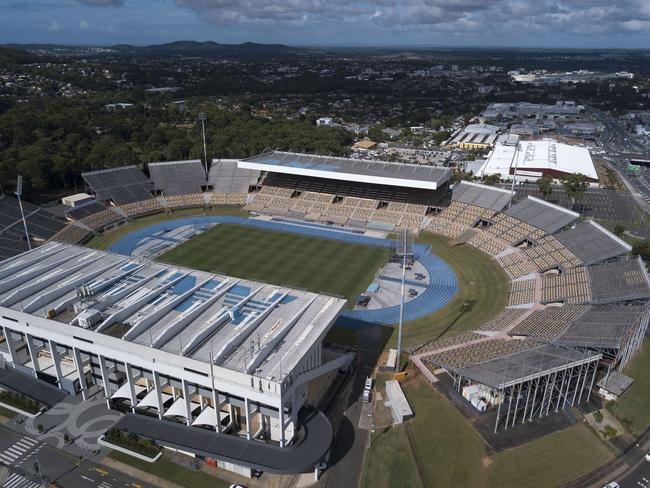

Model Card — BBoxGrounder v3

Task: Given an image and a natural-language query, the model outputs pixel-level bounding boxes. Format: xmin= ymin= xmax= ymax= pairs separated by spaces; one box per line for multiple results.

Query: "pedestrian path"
xmin=2 ymin=472 xmax=40 ymax=488
xmin=0 ymin=437 xmax=39 ymax=467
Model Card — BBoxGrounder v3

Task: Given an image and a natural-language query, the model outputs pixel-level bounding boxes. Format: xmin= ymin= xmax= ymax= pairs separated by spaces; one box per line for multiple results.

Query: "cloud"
xmin=73 ymin=0 xmax=123 ymax=6
xmin=47 ymin=20 xmax=63 ymax=32
xmin=79 ymin=19 xmax=91 ymax=29
xmin=173 ymin=0 xmax=650 ymax=40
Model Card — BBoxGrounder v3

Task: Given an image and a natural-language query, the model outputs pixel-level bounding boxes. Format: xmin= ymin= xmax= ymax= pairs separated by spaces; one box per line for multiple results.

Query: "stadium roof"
xmin=239 ymin=151 xmax=451 ymax=191
xmin=82 ymin=166 xmax=154 ymax=204
xmin=451 ymin=181 xmax=513 ymax=211
xmin=556 ymin=220 xmax=631 ymax=265
xmin=208 ymin=159 xmax=260 ymax=193
xmin=149 ymin=160 xmax=206 ymax=196
xmin=478 ymin=140 xmax=598 ymax=182
xmin=0 ymin=242 xmax=346 ymax=381
xmin=555 ymin=304 xmax=649 ymax=350
xmin=587 ymin=257 xmax=650 ymax=304
xmin=505 ymin=196 xmax=579 ymax=233
xmin=457 ymin=345 xmax=600 ymax=388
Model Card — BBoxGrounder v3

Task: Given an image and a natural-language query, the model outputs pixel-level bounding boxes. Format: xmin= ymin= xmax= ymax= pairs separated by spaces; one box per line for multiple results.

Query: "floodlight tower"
xmin=15 ymin=175 xmax=31 ymax=251
xmin=395 ymin=228 xmax=414 ymax=372
xmin=198 ymin=112 xmax=208 ymax=175
xmin=508 ymin=141 xmax=521 ymax=209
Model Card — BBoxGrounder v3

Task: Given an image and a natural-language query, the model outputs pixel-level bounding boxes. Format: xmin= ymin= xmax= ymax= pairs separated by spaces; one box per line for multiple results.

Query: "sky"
xmin=1 ymin=0 xmax=650 ymax=48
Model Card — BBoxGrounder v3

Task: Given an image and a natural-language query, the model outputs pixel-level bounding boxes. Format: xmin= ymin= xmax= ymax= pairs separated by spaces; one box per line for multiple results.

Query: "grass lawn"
xmin=486 ymin=423 xmax=613 ymax=488
xmin=361 ymin=423 xmax=423 ymax=488
xmin=86 ymin=207 xmax=249 ymax=251
xmin=388 ymin=232 xmax=510 ymax=348
xmin=108 ymin=451 xmax=230 ymax=488
xmin=607 ymin=340 xmax=650 ymax=435
xmin=158 ymin=224 xmax=390 ymax=301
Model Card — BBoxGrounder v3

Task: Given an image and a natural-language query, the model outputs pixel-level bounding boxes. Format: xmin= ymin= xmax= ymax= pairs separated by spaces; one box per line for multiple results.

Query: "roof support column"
xmin=544 ymin=369 xmax=558 ymax=416
xmin=521 ymin=380 xmax=532 ymax=423
xmin=571 ymin=363 xmax=584 ymax=406
xmin=24 ymin=333 xmax=40 ymax=377
xmin=97 ymin=354 xmax=111 ymax=409
xmin=279 ymin=405 xmax=286 ymax=448
xmin=529 ymin=377 xmax=540 ymax=421
xmin=586 ymin=360 xmax=598 ymax=402
xmin=494 ymin=388 xmax=503 ymax=434
xmin=181 ymin=379 xmax=192 ymax=426
xmin=124 ymin=363 xmax=137 ymax=412
xmin=244 ymin=397 xmax=252 ymax=441
xmin=555 ymin=369 xmax=567 ymax=412
xmin=48 ymin=340 xmax=63 ymax=388
xmin=73 ymin=347 xmax=88 ymax=401
xmin=577 ymin=361 xmax=592 ymax=405
xmin=511 ymin=381 xmax=523 ymax=427
xmin=504 ymin=386 xmax=514 ymax=430
xmin=152 ymin=371 xmax=164 ymax=420
xmin=2 ymin=327 xmax=18 ymax=365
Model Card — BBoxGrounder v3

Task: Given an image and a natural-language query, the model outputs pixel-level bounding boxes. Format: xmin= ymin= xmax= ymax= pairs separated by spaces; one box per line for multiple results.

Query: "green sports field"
xmin=158 ymin=223 xmax=390 ymax=301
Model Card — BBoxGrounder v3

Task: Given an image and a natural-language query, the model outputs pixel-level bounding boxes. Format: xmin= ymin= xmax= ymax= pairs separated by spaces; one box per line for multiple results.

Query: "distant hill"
xmin=0 ymin=46 xmax=50 ymax=66
xmin=107 ymin=40 xmax=305 ymax=59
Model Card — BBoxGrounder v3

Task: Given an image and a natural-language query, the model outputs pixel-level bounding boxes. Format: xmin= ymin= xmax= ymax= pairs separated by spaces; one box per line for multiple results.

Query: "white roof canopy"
xmin=163 ymin=397 xmax=201 ymax=419
xmin=136 ymin=389 xmax=173 ymax=410
xmin=111 ymin=383 xmax=146 ymax=401
xmin=191 ymin=406 xmax=216 ymax=427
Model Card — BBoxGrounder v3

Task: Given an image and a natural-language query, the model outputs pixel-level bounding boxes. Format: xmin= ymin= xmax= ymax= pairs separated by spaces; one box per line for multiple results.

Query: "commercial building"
xmin=477 ymin=140 xmax=598 ymax=184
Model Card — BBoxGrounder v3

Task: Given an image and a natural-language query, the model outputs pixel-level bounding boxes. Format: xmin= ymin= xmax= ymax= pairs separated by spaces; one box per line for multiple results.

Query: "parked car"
xmin=365 ymin=376 xmax=373 ymax=390
xmin=603 ymin=482 xmax=620 ymax=488
xmin=362 ymin=389 xmax=371 ymax=403
xmin=645 ymin=452 xmax=650 ymax=462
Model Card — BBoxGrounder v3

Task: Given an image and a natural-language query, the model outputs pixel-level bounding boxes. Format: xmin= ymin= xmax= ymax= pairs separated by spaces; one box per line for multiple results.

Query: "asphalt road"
xmin=617 ymin=457 xmax=650 ymax=488
xmin=0 ymin=424 xmax=152 ymax=488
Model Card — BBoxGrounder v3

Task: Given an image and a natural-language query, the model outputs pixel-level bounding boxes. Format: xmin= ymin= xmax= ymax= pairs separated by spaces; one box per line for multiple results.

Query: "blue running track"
xmin=109 ymin=216 xmax=458 ymax=326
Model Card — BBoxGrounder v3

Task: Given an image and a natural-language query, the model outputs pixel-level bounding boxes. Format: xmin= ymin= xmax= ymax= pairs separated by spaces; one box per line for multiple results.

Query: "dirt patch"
xmin=482 ymin=456 xmax=493 ymax=468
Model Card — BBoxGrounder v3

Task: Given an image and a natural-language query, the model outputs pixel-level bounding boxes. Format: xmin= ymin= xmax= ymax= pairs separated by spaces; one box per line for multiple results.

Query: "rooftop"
xmin=505 ymin=196 xmax=579 ymax=234
xmin=555 ymin=220 xmax=631 ymax=265
xmin=587 ymin=257 xmax=650 ymax=305
xmin=452 ymin=181 xmax=513 ymax=211
xmin=0 ymin=242 xmax=345 ymax=381
xmin=239 ymin=151 xmax=451 ymax=191
xmin=458 ymin=344 xmax=600 ymax=389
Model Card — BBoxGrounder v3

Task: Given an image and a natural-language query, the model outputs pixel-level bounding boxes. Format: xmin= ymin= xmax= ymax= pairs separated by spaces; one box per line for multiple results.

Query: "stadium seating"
xmin=149 ymin=160 xmax=206 ymax=195
xmin=79 ymin=208 xmax=126 ymax=231
xmin=425 ymin=338 xmax=538 ymax=370
xmin=508 ymin=304 xmax=589 ymax=341
xmin=82 ymin=166 xmax=153 ymax=204
xmin=50 ymin=223 xmax=93 ymax=244
xmin=509 ymin=278 xmax=536 ymax=306
xmin=477 ymin=308 xmax=529 ymax=332
xmin=541 ymin=267 xmax=590 ymax=304
xmin=120 ymin=198 xmax=164 ymax=218
xmin=497 ymin=251 xmax=537 ymax=279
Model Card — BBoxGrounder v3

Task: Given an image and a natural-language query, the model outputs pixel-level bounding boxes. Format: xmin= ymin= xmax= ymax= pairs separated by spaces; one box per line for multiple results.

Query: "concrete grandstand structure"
xmin=0 ymin=242 xmax=348 ymax=475
xmin=0 ymin=150 xmax=647 ymax=474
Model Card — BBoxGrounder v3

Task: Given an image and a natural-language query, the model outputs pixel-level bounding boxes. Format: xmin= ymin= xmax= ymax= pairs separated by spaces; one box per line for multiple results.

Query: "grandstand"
xmin=587 ymin=257 xmax=650 ymax=304
xmin=82 ymin=166 xmax=154 ymax=204
xmin=451 ymin=181 xmax=513 ymax=211
xmin=208 ymin=159 xmax=260 ymax=193
xmin=149 ymin=160 xmax=206 ymax=195
xmin=555 ymin=220 xmax=632 ymax=265
xmin=504 ymin=196 xmax=579 ymax=235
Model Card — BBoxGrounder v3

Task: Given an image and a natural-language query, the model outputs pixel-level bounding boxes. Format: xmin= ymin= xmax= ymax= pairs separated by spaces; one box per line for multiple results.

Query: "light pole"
xmin=198 ymin=112 xmax=208 ymax=175
xmin=15 ymin=175 xmax=32 ymax=251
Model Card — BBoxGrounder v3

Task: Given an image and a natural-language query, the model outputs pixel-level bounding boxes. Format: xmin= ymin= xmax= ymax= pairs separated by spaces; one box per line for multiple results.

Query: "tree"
xmin=613 ymin=224 xmax=626 ymax=237
xmin=561 ymin=173 xmax=588 ymax=209
xmin=537 ymin=175 xmax=553 ymax=200
xmin=631 ymin=239 xmax=650 ymax=261
xmin=482 ymin=174 xmax=501 ymax=186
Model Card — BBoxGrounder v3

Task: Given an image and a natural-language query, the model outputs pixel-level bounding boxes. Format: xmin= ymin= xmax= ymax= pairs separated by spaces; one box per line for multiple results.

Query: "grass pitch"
xmin=158 ymin=223 xmax=390 ymax=301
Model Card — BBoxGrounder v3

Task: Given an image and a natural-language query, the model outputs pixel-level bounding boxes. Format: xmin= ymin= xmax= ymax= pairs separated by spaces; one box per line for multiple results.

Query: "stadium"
xmin=0 ymin=151 xmax=648 ymax=479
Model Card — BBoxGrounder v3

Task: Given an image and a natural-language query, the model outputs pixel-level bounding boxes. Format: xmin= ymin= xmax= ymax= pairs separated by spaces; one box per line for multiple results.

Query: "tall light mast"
xmin=15 ymin=175 xmax=31 ymax=251
xmin=199 ymin=112 xmax=208 ymax=175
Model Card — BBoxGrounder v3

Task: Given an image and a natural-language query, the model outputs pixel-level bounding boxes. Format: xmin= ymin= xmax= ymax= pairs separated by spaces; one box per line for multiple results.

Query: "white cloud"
xmin=79 ymin=19 xmax=91 ymax=29
xmin=47 ymin=20 xmax=63 ymax=32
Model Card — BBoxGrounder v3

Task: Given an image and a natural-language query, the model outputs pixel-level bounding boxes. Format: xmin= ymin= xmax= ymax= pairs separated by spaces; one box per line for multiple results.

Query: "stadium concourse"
xmin=0 ymin=151 xmax=647 ymax=447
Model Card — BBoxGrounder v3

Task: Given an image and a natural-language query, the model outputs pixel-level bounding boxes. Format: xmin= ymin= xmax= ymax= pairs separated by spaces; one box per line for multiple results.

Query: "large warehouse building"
xmin=477 ymin=140 xmax=598 ymax=184
xmin=0 ymin=242 xmax=350 ymax=474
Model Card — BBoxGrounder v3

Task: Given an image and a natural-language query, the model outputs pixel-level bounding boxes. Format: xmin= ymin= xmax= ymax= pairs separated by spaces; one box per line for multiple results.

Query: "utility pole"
xmin=395 ymin=229 xmax=413 ymax=372
xmin=15 ymin=175 xmax=31 ymax=250
xmin=199 ymin=112 xmax=208 ymax=175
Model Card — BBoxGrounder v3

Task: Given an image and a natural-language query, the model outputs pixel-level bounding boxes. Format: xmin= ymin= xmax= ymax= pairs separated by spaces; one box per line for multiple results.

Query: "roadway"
xmin=0 ymin=424 xmax=152 ymax=488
